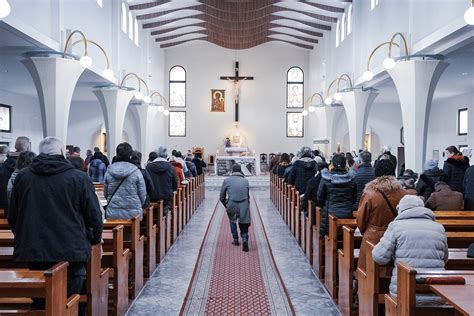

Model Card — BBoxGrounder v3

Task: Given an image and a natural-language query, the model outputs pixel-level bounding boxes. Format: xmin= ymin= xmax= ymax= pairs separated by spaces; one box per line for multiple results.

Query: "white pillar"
xmin=387 ymin=60 xmax=448 ymax=173
xmin=22 ymin=57 xmax=85 ymax=142
xmin=93 ymin=88 xmax=135 ymax=157
xmin=341 ymin=90 xmax=378 ymax=152
xmin=135 ymin=104 xmax=159 ymax=165
xmin=317 ymin=106 xmax=344 ymax=155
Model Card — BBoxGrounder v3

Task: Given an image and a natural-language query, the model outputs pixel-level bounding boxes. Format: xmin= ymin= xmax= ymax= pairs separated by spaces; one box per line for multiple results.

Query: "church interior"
xmin=0 ymin=0 xmax=473 ymax=315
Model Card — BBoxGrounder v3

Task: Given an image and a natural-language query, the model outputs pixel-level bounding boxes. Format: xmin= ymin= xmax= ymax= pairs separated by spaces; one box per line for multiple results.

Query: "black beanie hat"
xmin=375 ymin=159 xmax=395 ymax=177
xmin=331 ymin=154 xmax=346 ymax=170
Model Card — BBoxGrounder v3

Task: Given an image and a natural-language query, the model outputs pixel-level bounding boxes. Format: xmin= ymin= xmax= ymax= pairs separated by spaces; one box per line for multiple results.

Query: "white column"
xmin=135 ymin=104 xmax=159 ymax=165
xmin=93 ymin=88 xmax=135 ymax=157
xmin=315 ymin=106 xmax=344 ymax=155
xmin=341 ymin=90 xmax=378 ymax=152
xmin=387 ymin=60 xmax=448 ymax=173
xmin=22 ymin=57 xmax=85 ymax=142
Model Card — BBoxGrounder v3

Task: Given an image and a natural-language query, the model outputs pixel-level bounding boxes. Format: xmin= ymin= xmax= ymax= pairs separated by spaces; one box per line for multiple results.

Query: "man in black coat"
xmin=463 ymin=165 xmax=474 ymax=210
xmin=0 ymin=136 xmax=30 ymax=209
xmin=374 ymin=145 xmax=397 ymax=175
xmin=146 ymin=146 xmax=178 ymax=216
xmin=8 ymin=137 xmax=103 ymax=304
xmin=192 ymin=153 xmax=207 ymax=175
xmin=288 ymin=146 xmax=317 ymax=194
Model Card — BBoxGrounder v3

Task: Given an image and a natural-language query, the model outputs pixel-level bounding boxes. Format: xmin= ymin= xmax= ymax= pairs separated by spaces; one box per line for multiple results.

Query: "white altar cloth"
xmin=215 ymin=156 xmax=260 ymax=176
xmin=224 ymin=147 xmax=249 ymax=156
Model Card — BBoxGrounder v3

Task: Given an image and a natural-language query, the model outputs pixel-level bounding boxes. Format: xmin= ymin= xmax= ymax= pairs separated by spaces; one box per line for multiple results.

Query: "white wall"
xmin=163 ymin=41 xmax=311 ymax=156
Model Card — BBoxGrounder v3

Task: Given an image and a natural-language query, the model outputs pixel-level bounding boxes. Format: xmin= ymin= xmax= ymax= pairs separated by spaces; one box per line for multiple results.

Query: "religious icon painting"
xmin=286 ymin=112 xmax=304 ymax=137
xmin=210 ymin=89 xmax=225 ymax=112
xmin=0 ymin=104 xmax=12 ymax=133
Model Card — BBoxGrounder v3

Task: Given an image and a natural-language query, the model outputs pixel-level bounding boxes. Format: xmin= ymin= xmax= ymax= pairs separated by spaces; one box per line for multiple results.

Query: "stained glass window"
xmin=287 ymin=112 xmax=304 ymax=137
xmin=169 ymin=66 xmax=186 ymax=107
xmin=287 ymin=67 xmax=304 ymax=108
xmin=169 ymin=111 xmax=186 ymax=137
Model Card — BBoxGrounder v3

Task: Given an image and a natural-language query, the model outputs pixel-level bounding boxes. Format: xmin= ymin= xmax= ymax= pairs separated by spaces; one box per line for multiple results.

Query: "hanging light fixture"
xmin=150 ymin=91 xmax=168 ymax=110
xmin=305 ymin=92 xmax=325 ymax=112
xmin=120 ymin=73 xmax=151 ymax=102
xmin=465 ymin=0 xmax=474 ymax=25
xmin=363 ymin=40 xmax=401 ymax=82
xmin=326 ymin=74 xmax=353 ymax=104
xmin=0 ymin=0 xmax=11 ymax=19
xmin=384 ymin=33 xmax=409 ymax=70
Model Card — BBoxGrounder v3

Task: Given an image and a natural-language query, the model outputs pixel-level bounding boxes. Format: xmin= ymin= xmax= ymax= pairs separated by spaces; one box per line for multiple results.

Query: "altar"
xmin=215 ymin=156 xmax=260 ymax=176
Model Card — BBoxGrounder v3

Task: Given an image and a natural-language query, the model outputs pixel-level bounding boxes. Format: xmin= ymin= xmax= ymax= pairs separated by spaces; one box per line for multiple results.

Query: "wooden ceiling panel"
xmin=131 ymin=0 xmax=349 ymax=50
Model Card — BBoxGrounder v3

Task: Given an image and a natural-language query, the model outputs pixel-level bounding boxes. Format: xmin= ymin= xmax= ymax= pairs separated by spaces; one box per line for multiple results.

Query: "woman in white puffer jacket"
xmin=372 ymin=195 xmax=449 ymax=294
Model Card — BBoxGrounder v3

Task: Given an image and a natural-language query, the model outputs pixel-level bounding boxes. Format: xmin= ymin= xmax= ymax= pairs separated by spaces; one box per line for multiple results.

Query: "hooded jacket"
xmin=416 ymin=167 xmax=446 ymax=200
xmin=356 ymin=176 xmax=406 ymax=270
xmin=0 ymin=156 xmax=17 ymax=208
xmin=192 ymin=157 xmax=207 ymax=175
xmin=104 ymin=161 xmax=146 ymax=220
xmin=275 ymin=161 xmax=290 ymax=178
xmin=146 ymin=158 xmax=178 ymax=204
xmin=425 ymin=182 xmax=464 ymax=211
xmin=317 ymin=168 xmax=357 ymax=235
xmin=372 ymin=196 xmax=448 ymax=294
xmin=288 ymin=158 xmax=317 ymax=193
xmin=8 ymin=154 xmax=103 ymax=263
xmin=464 ymin=165 xmax=474 ymax=210
xmin=88 ymin=159 xmax=106 ymax=183
xmin=172 ymin=161 xmax=185 ymax=187
xmin=443 ymin=155 xmax=470 ymax=192
xmin=353 ymin=163 xmax=375 ymax=209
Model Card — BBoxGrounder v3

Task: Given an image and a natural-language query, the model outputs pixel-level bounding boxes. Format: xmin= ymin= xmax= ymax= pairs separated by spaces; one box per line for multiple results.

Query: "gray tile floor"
xmin=126 ymin=188 xmax=341 ymax=316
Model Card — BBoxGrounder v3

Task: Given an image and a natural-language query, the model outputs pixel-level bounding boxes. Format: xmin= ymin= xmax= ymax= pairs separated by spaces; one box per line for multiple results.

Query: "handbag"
xmin=104 ymin=175 xmax=129 ymax=218
xmin=226 ymin=203 xmax=240 ymax=222
xmin=379 ymin=191 xmax=398 ymax=219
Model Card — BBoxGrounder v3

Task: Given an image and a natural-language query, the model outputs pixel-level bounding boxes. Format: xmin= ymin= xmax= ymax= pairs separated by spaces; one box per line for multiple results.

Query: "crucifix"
xmin=220 ymin=61 xmax=254 ymax=122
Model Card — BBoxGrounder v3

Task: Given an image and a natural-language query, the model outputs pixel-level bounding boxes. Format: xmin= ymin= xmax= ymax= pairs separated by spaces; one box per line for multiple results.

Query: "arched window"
xmin=128 ymin=11 xmax=133 ymax=40
xmin=347 ymin=5 xmax=352 ymax=35
xmin=121 ymin=3 xmax=127 ymax=33
xmin=169 ymin=66 xmax=186 ymax=107
xmin=335 ymin=20 xmax=340 ymax=47
xmin=341 ymin=13 xmax=346 ymax=42
xmin=134 ymin=18 xmax=139 ymax=46
xmin=287 ymin=67 xmax=304 ymax=108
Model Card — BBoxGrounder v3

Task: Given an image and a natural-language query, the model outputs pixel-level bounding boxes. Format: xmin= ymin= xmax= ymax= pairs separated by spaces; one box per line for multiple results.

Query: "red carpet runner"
xmin=181 ymin=192 xmax=294 ymax=315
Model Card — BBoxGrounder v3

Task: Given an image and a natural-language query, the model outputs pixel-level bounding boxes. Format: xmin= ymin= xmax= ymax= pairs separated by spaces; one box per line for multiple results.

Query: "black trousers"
xmin=28 ymin=262 xmax=86 ymax=314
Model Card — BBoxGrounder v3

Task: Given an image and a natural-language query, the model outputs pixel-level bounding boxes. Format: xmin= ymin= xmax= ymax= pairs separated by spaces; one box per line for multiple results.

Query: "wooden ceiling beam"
xmin=160 ymin=37 xmax=313 ymax=50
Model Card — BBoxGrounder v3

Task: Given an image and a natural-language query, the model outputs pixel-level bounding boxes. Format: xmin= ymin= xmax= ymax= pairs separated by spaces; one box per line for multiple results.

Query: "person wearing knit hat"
xmin=374 ymin=158 xmax=395 ymax=177
xmin=416 ymin=159 xmax=446 ymax=201
xmin=424 ymin=159 xmax=438 ymax=171
xmin=154 ymin=146 xmax=168 ymax=159
xmin=298 ymin=146 xmax=314 ymax=159
xmin=288 ymin=147 xmax=317 ymax=193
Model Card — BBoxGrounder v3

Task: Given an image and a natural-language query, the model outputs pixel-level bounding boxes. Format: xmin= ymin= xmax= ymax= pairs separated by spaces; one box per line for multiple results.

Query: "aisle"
xmin=181 ymin=191 xmax=294 ymax=315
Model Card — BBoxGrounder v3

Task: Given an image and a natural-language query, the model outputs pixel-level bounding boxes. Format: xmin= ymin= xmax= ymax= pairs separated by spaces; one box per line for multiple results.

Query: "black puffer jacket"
xmin=288 ymin=158 xmax=317 ymax=193
xmin=8 ymin=154 xmax=103 ymax=262
xmin=146 ymin=159 xmax=178 ymax=204
xmin=416 ymin=167 xmax=446 ymax=200
xmin=353 ymin=163 xmax=375 ymax=209
xmin=463 ymin=166 xmax=474 ymax=210
xmin=275 ymin=163 xmax=290 ymax=178
xmin=301 ymin=173 xmax=322 ymax=213
xmin=0 ymin=157 xmax=17 ymax=209
xmin=443 ymin=156 xmax=470 ymax=192
xmin=317 ymin=169 xmax=357 ymax=235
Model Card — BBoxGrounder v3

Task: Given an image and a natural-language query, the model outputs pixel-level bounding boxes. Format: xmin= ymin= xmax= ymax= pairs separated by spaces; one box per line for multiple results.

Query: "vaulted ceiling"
xmin=129 ymin=0 xmax=352 ymax=50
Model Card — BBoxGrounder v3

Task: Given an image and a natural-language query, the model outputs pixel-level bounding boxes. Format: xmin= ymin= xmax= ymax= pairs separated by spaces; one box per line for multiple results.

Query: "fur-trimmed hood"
xmin=321 ymin=168 xmax=354 ymax=184
xmin=446 ymin=156 xmax=470 ymax=168
xmin=364 ymin=175 xmax=402 ymax=193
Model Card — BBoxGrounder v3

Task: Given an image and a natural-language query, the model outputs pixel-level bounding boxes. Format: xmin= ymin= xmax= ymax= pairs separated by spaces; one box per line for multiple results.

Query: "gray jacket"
xmin=104 ymin=161 xmax=146 ymax=220
xmin=372 ymin=196 xmax=448 ymax=294
xmin=220 ymin=172 xmax=251 ymax=224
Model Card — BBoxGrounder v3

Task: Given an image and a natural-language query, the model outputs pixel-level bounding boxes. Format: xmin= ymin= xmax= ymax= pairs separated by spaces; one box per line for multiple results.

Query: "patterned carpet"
xmin=181 ymin=192 xmax=294 ymax=315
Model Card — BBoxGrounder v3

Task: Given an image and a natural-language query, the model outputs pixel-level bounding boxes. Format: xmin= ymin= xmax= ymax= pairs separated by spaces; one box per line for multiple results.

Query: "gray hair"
xmin=39 ymin=137 xmax=64 ymax=155
xmin=154 ymin=146 xmax=168 ymax=158
xmin=382 ymin=145 xmax=392 ymax=154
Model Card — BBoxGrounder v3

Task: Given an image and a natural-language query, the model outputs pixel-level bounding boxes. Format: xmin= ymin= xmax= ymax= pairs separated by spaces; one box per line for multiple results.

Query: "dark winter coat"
xmin=443 ymin=156 xmax=470 ymax=192
xmin=353 ymin=163 xmax=375 ymax=209
xmin=186 ymin=160 xmax=197 ymax=178
xmin=416 ymin=167 xmax=446 ymax=201
xmin=88 ymin=159 xmax=106 ymax=183
xmin=288 ymin=158 xmax=317 ymax=194
xmin=425 ymin=182 xmax=464 ymax=211
xmin=375 ymin=152 xmax=397 ymax=173
xmin=146 ymin=158 xmax=178 ymax=204
xmin=317 ymin=169 xmax=357 ymax=235
xmin=192 ymin=158 xmax=207 ymax=175
xmin=8 ymin=154 xmax=103 ymax=263
xmin=301 ymin=173 xmax=322 ymax=213
xmin=464 ymin=166 xmax=474 ymax=210
xmin=220 ymin=172 xmax=251 ymax=224
xmin=275 ymin=162 xmax=290 ymax=178
xmin=0 ymin=156 xmax=17 ymax=209
xmin=139 ymin=168 xmax=154 ymax=208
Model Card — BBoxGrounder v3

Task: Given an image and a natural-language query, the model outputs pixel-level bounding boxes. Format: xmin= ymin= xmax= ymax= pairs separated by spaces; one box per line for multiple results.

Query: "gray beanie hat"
xmin=299 ymin=146 xmax=314 ymax=158
xmin=424 ymin=159 xmax=438 ymax=170
xmin=397 ymin=195 xmax=424 ymax=213
xmin=154 ymin=146 xmax=168 ymax=158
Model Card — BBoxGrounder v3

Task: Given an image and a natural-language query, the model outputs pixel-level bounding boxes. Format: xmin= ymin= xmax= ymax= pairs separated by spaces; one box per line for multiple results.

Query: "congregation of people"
xmin=271 ymin=144 xmax=473 ymax=294
xmin=0 ymin=135 xmax=207 ymax=313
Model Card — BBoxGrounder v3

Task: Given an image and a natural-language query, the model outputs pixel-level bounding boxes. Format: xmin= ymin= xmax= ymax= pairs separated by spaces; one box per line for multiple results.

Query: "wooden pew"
xmin=358 ymin=235 xmax=474 ymax=316
xmin=142 ymin=206 xmax=156 ymax=278
xmin=0 ymin=262 xmax=80 ymax=315
xmin=101 ymin=226 xmax=130 ymax=316
xmin=103 ymin=216 xmax=144 ymax=299
xmin=312 ymin=207 xmax=325 ymax=279
xmin=150 ymin=201 xmax=165 ymax=263
xmin=305 ymin=200 xmax=315 ymax=262
xmin=385 ymin=262 xmax=474 ymax=316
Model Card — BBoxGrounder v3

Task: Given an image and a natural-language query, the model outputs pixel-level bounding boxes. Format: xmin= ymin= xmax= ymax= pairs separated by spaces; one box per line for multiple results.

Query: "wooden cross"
xmin=220 ymin=61 xmax=254 ymax=122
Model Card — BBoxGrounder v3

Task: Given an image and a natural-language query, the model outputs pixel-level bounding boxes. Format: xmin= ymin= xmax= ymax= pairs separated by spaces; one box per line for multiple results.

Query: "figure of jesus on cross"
xmin=220 ymin=61 xmax=254 ymax=122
